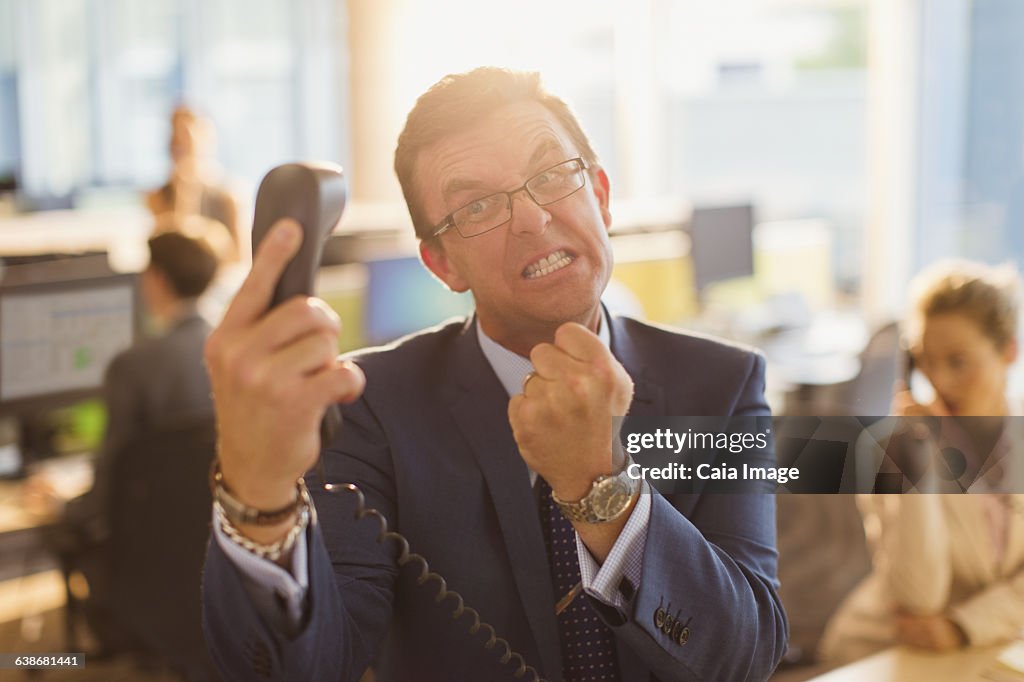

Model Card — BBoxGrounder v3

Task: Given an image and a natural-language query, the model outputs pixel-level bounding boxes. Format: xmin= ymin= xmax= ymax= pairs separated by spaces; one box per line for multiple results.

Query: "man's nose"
xmin=508 ymin=189 xmax=551 ymax=236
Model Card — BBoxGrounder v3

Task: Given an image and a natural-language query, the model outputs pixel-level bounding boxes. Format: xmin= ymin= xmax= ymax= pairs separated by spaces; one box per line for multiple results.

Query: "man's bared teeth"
xmin=524 ymin=251 xmax=574 ymax=279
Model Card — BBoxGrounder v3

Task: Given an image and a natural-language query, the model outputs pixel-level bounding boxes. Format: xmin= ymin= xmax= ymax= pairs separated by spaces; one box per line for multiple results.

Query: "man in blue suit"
xmin=202 ymin=68 xmax=787 ymax=681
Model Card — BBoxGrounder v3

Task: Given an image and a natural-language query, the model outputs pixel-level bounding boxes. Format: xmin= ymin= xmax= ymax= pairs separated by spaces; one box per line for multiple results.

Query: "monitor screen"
xmin=364 ymin=255 xmax=474 ymax=346
xmin=688 ymin=204 xmax=755 ymax=294
xmin=0 ymin=276 xmax=136 ymax=409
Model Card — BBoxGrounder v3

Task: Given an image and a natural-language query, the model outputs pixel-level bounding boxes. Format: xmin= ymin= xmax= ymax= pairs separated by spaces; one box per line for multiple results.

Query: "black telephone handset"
xmin=252 ymin=162 xmax=347 ymax=448
xmin=252 ymin=162 xmax=347 ymax=309
xmin=251 ymin=163 xmax=544 ymax=682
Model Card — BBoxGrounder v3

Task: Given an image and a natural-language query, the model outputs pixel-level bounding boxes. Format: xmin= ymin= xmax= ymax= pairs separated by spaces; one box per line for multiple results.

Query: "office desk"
xmin=0 ymin=485 xmax=61 ymax=582
xmin=0 ymin=455 xmax=94 ymax=581
xmin=807 ymin=644 xmax=1024 ymax=682
xmin=759 ymin=311 xmax=868 ymax=387
xmin=736 ymin=309 xmax=868 ymax=414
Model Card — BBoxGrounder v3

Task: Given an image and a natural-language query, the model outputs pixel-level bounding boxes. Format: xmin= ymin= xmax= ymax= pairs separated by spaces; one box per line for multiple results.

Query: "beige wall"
xmin=345 ymin=0 xmax=407 ymax=204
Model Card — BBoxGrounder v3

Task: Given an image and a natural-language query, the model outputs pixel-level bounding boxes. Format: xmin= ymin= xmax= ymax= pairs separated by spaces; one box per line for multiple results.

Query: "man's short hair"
xmin=394 ymin=67 xmax=599 ymax=240
xmin=147 ymin=230 xmax=221 ymax=299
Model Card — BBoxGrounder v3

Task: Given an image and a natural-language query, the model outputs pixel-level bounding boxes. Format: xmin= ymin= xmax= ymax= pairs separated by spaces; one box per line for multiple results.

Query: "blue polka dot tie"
xmin=537 ymin=478 xmax=621 ymax=681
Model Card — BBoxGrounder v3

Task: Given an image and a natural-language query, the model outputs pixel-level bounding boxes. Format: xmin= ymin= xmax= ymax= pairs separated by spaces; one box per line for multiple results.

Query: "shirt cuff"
xmin=575 ymin=481 xmax=651 ymax=608
xmin=211 ymin=507 xmax=310 ymax=634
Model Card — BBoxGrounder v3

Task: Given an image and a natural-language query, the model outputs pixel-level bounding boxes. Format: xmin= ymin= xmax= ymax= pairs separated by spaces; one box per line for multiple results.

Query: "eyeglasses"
xmin=430 ymin=158 xmax=590 ymax=239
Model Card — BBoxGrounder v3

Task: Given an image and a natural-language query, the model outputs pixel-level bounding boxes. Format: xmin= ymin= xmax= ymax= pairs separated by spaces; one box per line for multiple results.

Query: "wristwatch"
xmin=552 ymin=456 xmax=640 ymax=524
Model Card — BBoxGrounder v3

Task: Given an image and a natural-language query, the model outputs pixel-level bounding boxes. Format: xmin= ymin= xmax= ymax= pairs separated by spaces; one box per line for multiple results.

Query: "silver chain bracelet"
xmin=214 ymin=486 xmax=315 ymax=562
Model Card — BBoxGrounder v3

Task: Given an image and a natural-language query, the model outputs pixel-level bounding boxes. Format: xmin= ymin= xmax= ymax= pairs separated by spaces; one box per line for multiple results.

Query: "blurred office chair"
xmin=775 ymin=493 xmax=871 ymax=669
xmin=784 ymin=320 xmax=901 ymax=417
xmin=824 ymin=320 xmax=901 ymax=416
xmin=773 ymin=325 xmax=898 ymax=668
xmin=108 ymin=418 xmax=220 ymax=681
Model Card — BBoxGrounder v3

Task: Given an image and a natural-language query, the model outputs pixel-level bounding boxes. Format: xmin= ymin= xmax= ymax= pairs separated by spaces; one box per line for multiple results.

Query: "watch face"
xmin=590 ymin=476 xmax=633 ymax=520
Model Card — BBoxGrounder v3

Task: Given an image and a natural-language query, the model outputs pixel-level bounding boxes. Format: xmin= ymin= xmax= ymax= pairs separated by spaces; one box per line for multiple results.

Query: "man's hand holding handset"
xmin=205 ymin=219 xmax=365 ymax=548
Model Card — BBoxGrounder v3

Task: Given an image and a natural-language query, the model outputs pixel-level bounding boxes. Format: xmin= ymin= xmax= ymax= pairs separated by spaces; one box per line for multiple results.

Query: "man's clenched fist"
xmin=507 ymin=322 xmax=633 ymax=502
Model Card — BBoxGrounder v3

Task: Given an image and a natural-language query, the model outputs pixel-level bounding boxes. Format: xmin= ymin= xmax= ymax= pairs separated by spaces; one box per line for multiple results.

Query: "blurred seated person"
xmin=145 ymin=105 xmax=242 ymax=260
xmin=152 ymin=213 xmax=244 ymax=320
xmin=53 ymin=228 xmax=224 ymax=651
xmin=152 ymin=213 xmax=236 ymax=268
xmin=820 ymin=259 xmax=1024 ymax=664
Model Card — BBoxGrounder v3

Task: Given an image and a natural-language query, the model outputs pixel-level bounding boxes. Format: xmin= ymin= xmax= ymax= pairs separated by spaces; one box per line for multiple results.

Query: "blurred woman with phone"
xmin=821 ymin=260 xmax=1024 ymax=663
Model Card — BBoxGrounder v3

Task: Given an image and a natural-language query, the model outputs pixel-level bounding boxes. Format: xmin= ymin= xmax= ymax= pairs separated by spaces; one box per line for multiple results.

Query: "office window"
xmin=195 ymin=0 xmax=299 ymax=182
xmin=396 ymin=0 xmax=619 ymax=185
xmin=655 ymin=0 xmax=868 ymax=289
xmin=857 ymin=0 xmax=1024 ymax=324
xmin=953 ymin=0 xmax=1024 ymax=269
xmin=6 ymin=0 xmax=344 ymax=202
xmin=14 ymin=0 xmax=93 ymax=200
xmin=91 ymin=0 xmax=183 ymax=187
xmin=0 ymin=0 xmax=19 ymax=191
xmin=390 ymin=0 xmax=867 ymax=288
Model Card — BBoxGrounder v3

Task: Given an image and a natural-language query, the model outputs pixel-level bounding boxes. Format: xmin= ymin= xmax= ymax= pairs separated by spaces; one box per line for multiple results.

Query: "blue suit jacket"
xmin=203 ymin=314 xmax=788 ymax=681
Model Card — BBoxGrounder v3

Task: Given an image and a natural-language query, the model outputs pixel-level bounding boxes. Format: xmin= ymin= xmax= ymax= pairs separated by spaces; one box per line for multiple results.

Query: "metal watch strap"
xmin=552 ymin=457 xmax=637 ymax=524
xmin=553 ymin=491 xmax=604 ymax=524
xmin=210 ymin=460 xmax=307 ymax=526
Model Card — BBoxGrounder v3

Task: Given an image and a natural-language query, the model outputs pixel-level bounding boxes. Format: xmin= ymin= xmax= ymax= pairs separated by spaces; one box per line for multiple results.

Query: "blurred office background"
xmin=0 ymin=0 xmax=1023 ymax=680
xmin=3 ymin=0 xmax=1023 ymax=356
xmin=4 ymin=0 xmax=1024 ymax=304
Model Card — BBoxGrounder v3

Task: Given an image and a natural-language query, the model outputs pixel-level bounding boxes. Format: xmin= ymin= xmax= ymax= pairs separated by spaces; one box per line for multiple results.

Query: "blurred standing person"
xmin=145 ymin=105 xmax=243 ymax=260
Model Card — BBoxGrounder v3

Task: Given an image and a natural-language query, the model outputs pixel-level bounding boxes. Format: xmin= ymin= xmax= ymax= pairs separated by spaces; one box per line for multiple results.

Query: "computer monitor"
xmin=687 ymin=204 xmax=755 ymax=295
xmin=363 ymin=255 xmax=474 ymax=346
xmin=0 ymin=258 xmax=139 ymax=418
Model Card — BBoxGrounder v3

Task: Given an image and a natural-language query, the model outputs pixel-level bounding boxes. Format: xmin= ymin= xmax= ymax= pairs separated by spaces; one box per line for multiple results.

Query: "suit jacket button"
xmin=654 ymin=607 xmax=667 ymax=629
xmin=662 ymin=615 xmax=675 ymax=635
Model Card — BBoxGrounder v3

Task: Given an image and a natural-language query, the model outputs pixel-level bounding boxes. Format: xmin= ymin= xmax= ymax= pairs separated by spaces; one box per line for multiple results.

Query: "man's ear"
xmin=419 ymin=240 xmax=470 ymax=293
xmin=591 ymin=165 xmax=612 ymax=230
xmin=142 ymin=265 xmax=167 ymax=295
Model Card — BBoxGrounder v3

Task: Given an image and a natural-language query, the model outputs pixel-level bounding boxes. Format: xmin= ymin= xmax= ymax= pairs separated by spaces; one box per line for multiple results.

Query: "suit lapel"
xmin=445 ymin=314 xmax=671 ymax=682
xmin=609 ymin=313 xmax=666 ymax=418
xmin=609 ymin=314 xmax=668 ymax=681
xmin=446 ymin=321 xmax=564 ymax=681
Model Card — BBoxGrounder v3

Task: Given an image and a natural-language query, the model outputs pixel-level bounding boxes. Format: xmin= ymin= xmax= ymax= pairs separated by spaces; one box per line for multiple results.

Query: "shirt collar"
xmin=476 ymin=308 xmax=611 ymax=398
